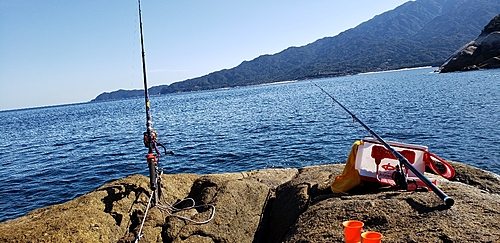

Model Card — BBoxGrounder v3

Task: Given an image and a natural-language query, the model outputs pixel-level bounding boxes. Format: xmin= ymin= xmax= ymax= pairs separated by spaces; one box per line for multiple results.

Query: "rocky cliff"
xmin=439 ymin=14 xmax=500 ymax=72
xmin=1 ymin=162 xmax=499 ymax=243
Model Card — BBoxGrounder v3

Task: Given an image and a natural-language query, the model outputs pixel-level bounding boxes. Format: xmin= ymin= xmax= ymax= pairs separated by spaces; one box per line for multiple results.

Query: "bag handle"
xmin=424 ymin=151 xmax=455 ymax=180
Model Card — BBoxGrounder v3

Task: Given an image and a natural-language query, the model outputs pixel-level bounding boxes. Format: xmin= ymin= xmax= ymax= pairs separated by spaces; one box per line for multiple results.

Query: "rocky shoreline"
xmin=439 ymin=14 xmax=500 ymax=73
xmin=1 ymin=161 xmax=499 ymax=243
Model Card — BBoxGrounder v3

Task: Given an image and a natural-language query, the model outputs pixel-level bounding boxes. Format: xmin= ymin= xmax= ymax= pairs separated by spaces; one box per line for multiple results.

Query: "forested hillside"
xmin=93 ymin=0 xmax=500 ymax=101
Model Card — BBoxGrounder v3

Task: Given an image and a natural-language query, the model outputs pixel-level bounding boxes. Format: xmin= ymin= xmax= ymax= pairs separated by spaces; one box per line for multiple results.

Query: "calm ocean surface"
xmin=1 ymin=67 xmax=499 ymax=222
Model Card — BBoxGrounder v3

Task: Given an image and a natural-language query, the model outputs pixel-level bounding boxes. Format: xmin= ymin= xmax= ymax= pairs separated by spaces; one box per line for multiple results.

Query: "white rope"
xmin=155 ymin=171 xmax=216 ymax=224
xmin=135 ymin=172 xmax=216 ymax=242
xmin=156 ymin=195 xmax=216 ymax=224
xmin=134 ymin=190 xmax=155 ymax=243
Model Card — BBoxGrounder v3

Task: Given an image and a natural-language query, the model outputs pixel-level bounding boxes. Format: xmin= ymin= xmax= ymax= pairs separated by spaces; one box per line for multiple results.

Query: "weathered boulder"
xmin=264 ymin=162 xmax=500 ymax=243
xmin=439 ymin=14 xmax=500 ymax=72
xmin=282 ymin=176 xmax=500 ymax=242
xmin=0 ymin=169 xmax=298 ymax=243
xmin=0 ymin=162 xmax=499 ymax=243
xmin=0 ymin=174 xmax=199 ymax=243
xmin=265 ymin=164 xmax=344 ymax=243
xmin=159 ymin=168 xmax=298 ymax=243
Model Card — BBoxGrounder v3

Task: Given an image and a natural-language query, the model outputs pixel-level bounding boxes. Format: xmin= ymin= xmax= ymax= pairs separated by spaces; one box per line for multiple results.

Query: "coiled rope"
xmin=134 ymin=179 xmax=216 ymax=242
xmin=155 ymin=170 xmax=216 ymax=224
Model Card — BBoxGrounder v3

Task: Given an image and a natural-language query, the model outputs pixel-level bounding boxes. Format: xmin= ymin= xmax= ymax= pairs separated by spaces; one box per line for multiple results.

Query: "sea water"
xmin=1 ymin=67 xmax=499 ymax=222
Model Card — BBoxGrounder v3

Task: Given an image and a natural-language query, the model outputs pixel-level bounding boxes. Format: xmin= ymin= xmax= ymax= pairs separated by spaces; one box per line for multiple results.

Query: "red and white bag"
xmin=354 ymin=137 xmax=455 ymax=188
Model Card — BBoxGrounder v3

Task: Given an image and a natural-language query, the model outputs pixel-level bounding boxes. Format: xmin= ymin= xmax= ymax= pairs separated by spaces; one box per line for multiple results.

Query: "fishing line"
xmin=310 ymin=81 xmax=454 ymax=207
xmin=135 ymin=190 xmax=154 ymax=243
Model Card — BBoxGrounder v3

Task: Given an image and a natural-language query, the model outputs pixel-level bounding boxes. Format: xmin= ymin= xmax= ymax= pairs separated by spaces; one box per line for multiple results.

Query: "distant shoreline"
xmin=0 ymin=66 xmax=436 ymax=113
xmin=357 ymin=66 xmax=435 ymax=75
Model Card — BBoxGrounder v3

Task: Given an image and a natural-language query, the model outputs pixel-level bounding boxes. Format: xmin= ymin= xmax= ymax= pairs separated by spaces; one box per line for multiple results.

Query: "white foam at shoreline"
xmin=357 ymin=66 xmax=435 ymax=75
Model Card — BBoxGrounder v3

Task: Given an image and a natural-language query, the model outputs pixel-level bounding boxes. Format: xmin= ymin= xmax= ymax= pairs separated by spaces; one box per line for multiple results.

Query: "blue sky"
xmin=0 ymin=0 xmax=409 ymax=111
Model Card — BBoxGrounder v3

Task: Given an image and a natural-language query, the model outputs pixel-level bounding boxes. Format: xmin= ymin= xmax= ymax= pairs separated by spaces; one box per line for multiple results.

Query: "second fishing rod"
xmin=311 ymin=81 xmax=454 ymax=207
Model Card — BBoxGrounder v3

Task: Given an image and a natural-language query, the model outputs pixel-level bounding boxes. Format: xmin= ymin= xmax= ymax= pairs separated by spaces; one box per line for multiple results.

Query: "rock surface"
xmin=439 ymin=14 xmax=500 ymax=73
xmin=1 ymin=162 xmax=499 ymax=243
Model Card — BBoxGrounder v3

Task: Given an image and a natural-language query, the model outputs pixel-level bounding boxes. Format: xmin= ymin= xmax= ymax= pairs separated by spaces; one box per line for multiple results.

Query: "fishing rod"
xmin=311 ymin=81 xmax=454 ymax=207
xmin=137 ymin=0 xmax=173 ymax=207
xmin=136 ymin=0 xmax=170 ymax=241
xmin=135 ymin=2 xmax=215 ymax=241
xmin=136 ymin=0 xmax=156 ymax=241
xmin=138 ymin=0 xmax=160 ymax=206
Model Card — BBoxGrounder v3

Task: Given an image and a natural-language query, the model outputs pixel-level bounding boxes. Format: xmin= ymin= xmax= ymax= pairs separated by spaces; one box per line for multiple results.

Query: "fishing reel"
xmin=143 ymin=130 xmax=173 ymax=156
xmin=392 ymin=164 xmax=428 ymax=192
xmin=392 ymin=164 xmax=408 ymax=190
xmin=143 ymin=130 xmax=157 ymax=148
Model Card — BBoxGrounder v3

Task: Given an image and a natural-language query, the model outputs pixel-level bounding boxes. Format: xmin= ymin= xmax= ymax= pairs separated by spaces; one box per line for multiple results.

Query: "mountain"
xmin=92 ymin=0 xmax=500 ymax=101
xmin=92 ymin=86 xmax=165 ymax=102
xmin=438 ymin=14 xmax=500 ymax=72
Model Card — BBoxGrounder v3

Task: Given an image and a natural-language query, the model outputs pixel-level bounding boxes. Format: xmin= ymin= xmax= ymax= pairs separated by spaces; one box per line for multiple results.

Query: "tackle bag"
xmin=354 ymin=137 xmax=455 ymax=187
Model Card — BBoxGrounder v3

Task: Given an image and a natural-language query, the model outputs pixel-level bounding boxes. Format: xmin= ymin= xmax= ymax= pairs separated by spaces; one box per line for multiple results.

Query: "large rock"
xmin=0 ymin=174 xmax=199 ymax=243
xmin=1 ymin=162 xmax=499 ymax=243
xmin=265 ymin=164 xmax=344 ymax=243
xmin=0 ymin=169 xmax=298 ymax=243
xmin=282 ymin=177 xmax=500 ymax=242
xmin=439 ymin=14 xmax=500 ymax=72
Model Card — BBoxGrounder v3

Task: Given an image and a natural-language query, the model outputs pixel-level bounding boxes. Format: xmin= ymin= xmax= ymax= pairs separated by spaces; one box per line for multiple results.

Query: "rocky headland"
xmin=439 ymin=14 xmax=500 ymax=73
xmin=1 ymin=161 xmax=499 ymax=243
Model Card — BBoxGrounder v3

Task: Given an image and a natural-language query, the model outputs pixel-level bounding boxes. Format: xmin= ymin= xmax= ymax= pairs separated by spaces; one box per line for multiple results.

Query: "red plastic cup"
xmin=343 ymin=220 xmax=364 ymax=243
xmin=361 ymin=231 xmax=383 ymax=243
